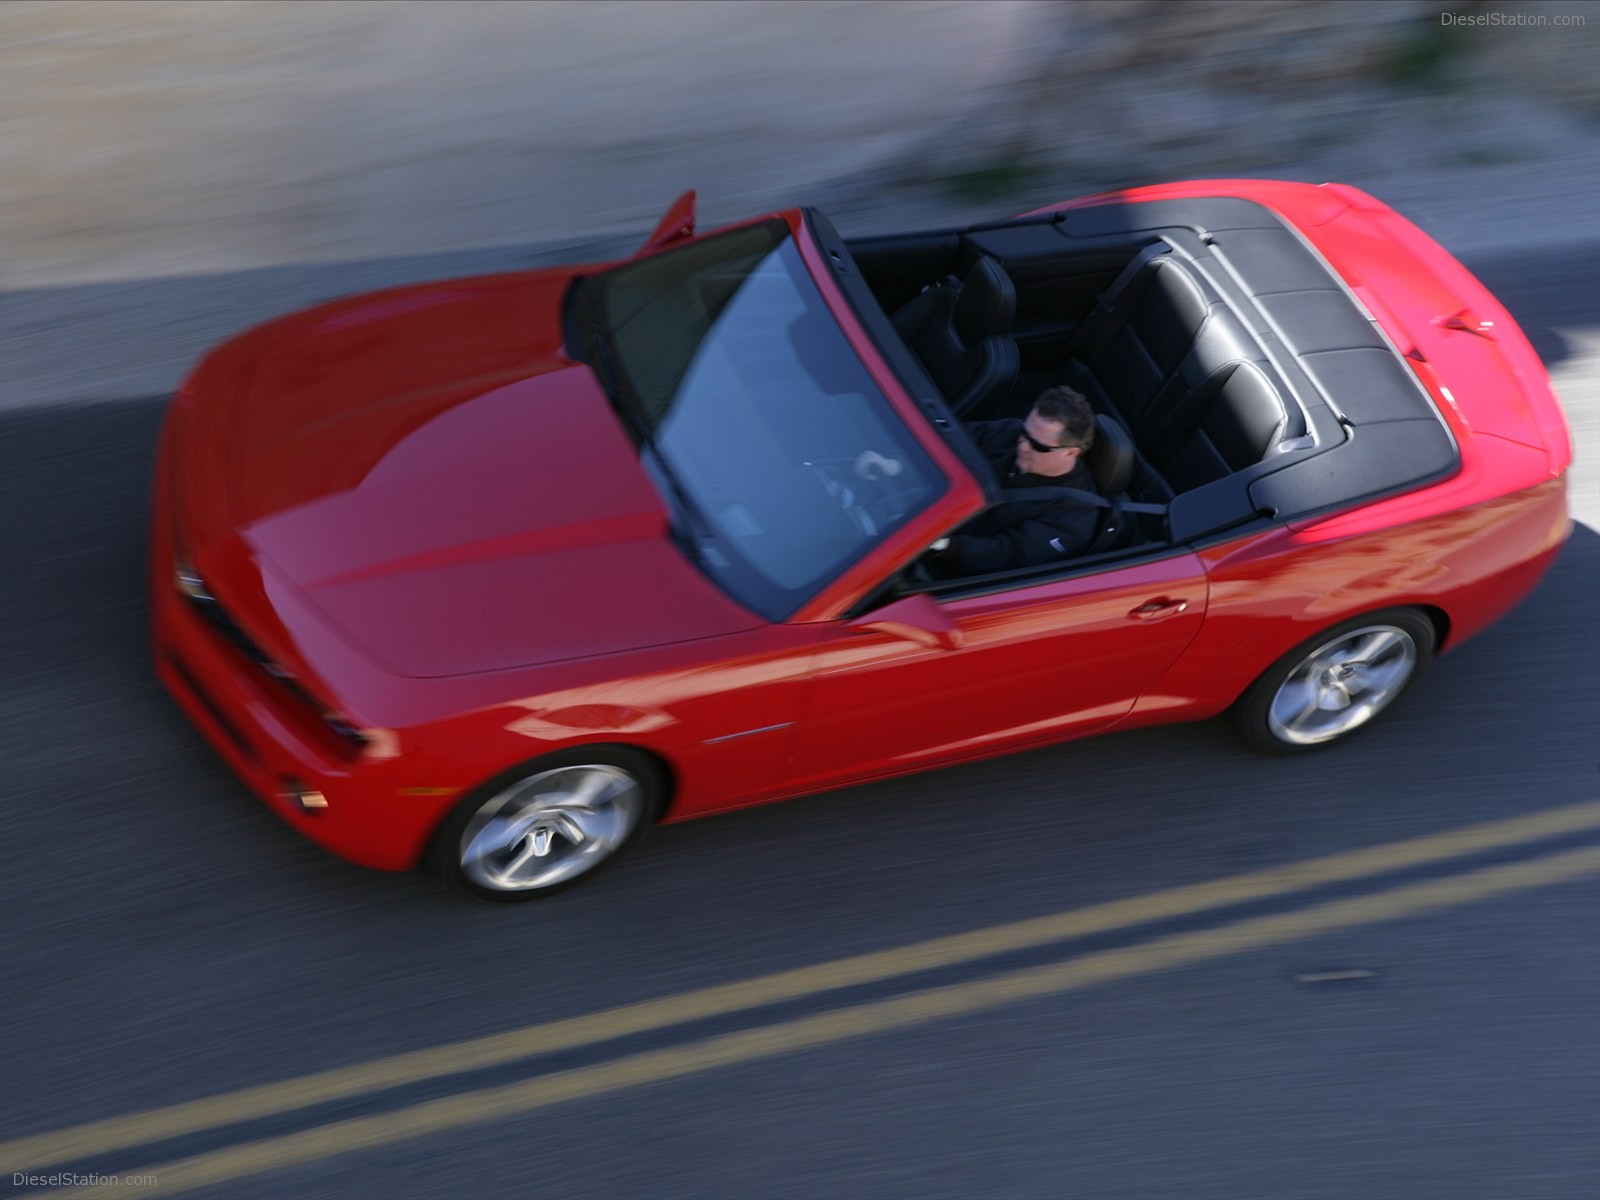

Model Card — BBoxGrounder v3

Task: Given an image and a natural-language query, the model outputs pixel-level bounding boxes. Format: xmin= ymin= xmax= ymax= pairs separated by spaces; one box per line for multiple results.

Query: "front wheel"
xmin=429 ymin=747 xmax=663 ymax=901
xmin=1231 ymin=609 xmax=1435 ymax=753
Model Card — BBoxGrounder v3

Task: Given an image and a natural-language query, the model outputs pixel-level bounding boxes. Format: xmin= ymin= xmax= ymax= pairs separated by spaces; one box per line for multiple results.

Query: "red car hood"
xmin=192 ymin=271 xmax=760 ymax=678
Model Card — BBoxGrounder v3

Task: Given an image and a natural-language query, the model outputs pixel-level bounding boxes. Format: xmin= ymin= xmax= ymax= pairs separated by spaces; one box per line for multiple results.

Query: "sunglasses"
xmin=1020 ymin=431 xmax=1074 ymax=454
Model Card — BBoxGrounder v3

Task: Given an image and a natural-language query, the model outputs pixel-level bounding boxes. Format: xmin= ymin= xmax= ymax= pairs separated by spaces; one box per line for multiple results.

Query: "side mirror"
xmin=637 ymin=190 xmax=697 ymax=256
xmin=844 ymin=593 xmax=963 ymax=651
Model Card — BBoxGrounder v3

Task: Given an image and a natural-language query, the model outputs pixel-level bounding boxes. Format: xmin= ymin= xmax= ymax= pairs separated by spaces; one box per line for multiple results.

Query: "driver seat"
xmin=1085 ymin=413 xmax=1135 ymax=498
xmin=891 ymin=257 xmax=1019 ymax=419
xmin=1084 ymin=414 xmax=1141 ymax=553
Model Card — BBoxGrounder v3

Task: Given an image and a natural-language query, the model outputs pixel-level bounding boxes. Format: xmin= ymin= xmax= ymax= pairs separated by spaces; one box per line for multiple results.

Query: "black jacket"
xmin=940 ymin=418 xmax=1100 ymax=574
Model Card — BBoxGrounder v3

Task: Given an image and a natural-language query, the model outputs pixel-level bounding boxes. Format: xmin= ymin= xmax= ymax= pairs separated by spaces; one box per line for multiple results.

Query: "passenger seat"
xmin=1061 ymin=249 xmax=1305 ymax=500
xmin=891 ymin=257 xmax=1020 ymax=419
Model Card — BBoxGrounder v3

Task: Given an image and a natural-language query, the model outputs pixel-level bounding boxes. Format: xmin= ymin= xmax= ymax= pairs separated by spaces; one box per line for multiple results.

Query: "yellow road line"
xmin=4 ymin=800 xmax=1599 ymax=1176
xmin=37 ymin=843 xmax=1600 ymax=1200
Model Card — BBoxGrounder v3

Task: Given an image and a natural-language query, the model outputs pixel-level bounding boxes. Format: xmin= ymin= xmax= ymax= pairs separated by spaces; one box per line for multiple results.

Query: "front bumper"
xmin=149 ymin=415 xmax=459 ymax=872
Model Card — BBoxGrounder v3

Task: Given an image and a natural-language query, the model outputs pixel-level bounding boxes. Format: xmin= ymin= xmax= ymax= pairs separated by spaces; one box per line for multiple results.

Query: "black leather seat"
xmin=1085 ymin=412 xmax=1134 ymax=497
xmin=1142 ymin=360 xmax=1298 ymax=493
xmin=891 ymin=257 xmax=1019 ymax=418
xmin=1082 ymin=413 xmax=1142 ymax=553
xmin=1063 ymin=254 xmax=1306 ymax=499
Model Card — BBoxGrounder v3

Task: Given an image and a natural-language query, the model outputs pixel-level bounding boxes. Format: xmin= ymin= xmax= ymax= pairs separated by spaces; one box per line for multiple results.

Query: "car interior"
xmin=838 ymin=236 xmax=1248 ymax=595
xmin=869 ymin=233 xmax=1303 ymax=460
xmin=835 ymin=196 xmax=1466 ymax=586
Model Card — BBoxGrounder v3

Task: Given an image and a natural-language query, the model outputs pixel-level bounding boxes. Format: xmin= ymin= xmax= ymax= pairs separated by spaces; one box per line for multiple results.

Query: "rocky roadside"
xmin=1 ymin=0 xmax=1595 ymax=408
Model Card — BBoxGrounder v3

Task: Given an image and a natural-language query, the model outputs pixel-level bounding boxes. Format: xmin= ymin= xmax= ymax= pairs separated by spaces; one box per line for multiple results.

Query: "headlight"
xmin=175 ymin=561 xmax=213 ymax=603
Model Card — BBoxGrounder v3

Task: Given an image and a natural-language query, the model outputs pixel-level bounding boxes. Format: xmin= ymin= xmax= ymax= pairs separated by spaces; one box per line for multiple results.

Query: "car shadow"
xmin=0 ymin=380 xmax=1593 ymax=932
xmin=0 ymin=393 xmax=1593 ymax=1035
xmin=1461 ymin=239 xmax=1600 ymax=372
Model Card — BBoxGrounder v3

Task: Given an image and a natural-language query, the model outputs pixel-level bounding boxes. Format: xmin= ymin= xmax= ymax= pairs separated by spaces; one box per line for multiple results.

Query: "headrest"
xmin=1087 ymin=413 xmax=1135 ymax=497
xmin=953 ymin=257 xmax=1016 ymax=345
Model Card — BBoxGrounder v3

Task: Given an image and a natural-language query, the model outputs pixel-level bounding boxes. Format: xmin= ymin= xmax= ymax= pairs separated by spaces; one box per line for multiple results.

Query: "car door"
xmin=784 ymin=551 xmax=1207 ymax=793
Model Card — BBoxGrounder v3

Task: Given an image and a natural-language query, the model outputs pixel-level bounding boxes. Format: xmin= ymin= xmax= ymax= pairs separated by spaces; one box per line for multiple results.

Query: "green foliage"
xmin=938 ymin=156 xmax=1052 ymax=202
xmin=1385 ymin=11 xmax=1471 ymax=86
xmin=1431 ymin=144 xmax=1535 ymax=167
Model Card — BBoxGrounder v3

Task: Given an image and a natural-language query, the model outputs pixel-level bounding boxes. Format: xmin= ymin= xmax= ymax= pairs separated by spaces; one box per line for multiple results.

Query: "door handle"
xmin=1129 ymin=597 xmax=1190 ymax=621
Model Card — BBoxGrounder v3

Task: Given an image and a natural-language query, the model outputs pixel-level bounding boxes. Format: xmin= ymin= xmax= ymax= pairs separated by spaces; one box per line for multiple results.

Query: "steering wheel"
xmin=855 ymin=459 xmax=917 ymax=519
xmin=806 ymin=457 xmax=917 ymax=537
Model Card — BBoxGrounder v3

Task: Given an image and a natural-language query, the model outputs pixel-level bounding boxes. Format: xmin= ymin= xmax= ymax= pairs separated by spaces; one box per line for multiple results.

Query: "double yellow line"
xmin=9 ymin=800 xmax=1600 ymax=1198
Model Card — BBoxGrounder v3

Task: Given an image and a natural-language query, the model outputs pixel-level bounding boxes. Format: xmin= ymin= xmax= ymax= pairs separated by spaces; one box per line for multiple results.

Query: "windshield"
xmin=572 ymin=220 xmax=944 ymax=619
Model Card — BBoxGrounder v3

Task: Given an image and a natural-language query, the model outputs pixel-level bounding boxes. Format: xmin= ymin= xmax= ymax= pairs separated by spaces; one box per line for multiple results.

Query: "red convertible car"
xmin=151 ymin=180 xmax=1571 ymax=899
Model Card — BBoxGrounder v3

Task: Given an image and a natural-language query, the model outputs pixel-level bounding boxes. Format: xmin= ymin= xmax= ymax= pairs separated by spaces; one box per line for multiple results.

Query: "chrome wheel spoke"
xmin=1267 ymin=623 xmax=1418 ymax=745
xmin=548 ymin=810 xmax=591 ymax=847
xmin=1275 ymin=675 xmax=1322 ymax=731
xmin=1354 ymin=628 xmax=1407 ymax=664
xmin=457 ymin=764 xmax=647 ymax=892
xmin=461 ymin=814 xmax=539 ymax=866
xmin=502 ymin=834 xmax=547 ymax=878
xmin=562 ymin=767 xmax=621 ymax=808
xmin=1347 ymin=658 xmax=1403 ymax=695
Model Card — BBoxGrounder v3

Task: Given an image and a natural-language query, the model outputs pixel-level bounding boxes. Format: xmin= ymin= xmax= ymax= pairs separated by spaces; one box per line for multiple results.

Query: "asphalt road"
xmin=1 ymin=241 xmax=1596 ymax=1200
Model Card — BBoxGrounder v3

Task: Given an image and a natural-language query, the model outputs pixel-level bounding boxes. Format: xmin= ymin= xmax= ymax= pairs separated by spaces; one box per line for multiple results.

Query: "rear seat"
xmin=1059 ymin=250 xmax=1305 ymax=501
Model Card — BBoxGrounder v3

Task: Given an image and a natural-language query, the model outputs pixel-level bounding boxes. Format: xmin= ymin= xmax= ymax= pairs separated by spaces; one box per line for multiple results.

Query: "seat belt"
xmin=1059 ymin=241 xmax=1171 ymax=360
xmin=986 ymin=485 xmax=1166 ymax=517
xmin=981 ymin=486 xmax=1167 ymax=559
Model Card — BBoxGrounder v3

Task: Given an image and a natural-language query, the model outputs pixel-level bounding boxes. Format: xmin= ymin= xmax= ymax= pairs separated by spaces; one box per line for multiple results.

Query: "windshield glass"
xmin=575 ymin=220 xmax=944 ymax=619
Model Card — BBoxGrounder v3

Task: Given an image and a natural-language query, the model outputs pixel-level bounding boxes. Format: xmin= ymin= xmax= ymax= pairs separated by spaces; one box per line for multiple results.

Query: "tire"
xmin=1231 ymin=608 xmax=1435 ymax=754
xmin=429 ymin=746 xmax=664 ymax=901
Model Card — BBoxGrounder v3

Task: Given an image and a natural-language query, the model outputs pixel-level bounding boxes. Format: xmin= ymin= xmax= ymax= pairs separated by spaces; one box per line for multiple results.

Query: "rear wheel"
xmin=1232 ymin=609 xmax=1435 ymax=753
xmin=430 ymin=747 xmax=663 ymax=901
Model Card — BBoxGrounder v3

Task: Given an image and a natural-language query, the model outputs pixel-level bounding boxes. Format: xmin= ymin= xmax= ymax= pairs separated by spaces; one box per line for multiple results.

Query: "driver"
xmin=858 ymin=386 xmax=1099 ymax=575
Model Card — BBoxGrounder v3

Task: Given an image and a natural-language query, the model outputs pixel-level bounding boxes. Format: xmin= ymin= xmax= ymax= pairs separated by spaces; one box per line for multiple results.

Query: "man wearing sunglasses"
xmin=861 ymin=386 xmax=1099 ymax=575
